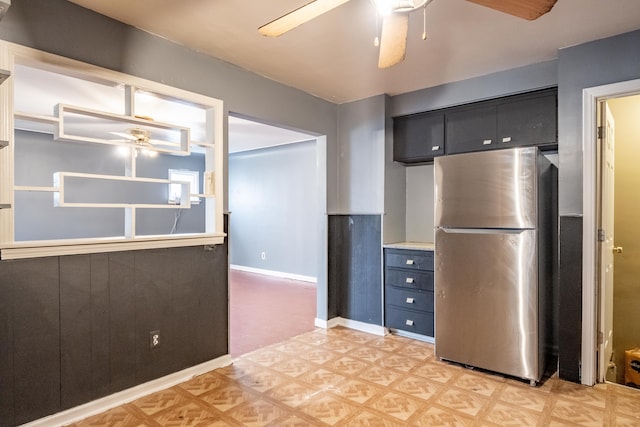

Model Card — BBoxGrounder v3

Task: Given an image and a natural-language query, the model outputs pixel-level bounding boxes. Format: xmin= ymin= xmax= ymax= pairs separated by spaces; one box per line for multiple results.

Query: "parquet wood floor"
xmin=68 ymin=327 xmax=640 ymax=426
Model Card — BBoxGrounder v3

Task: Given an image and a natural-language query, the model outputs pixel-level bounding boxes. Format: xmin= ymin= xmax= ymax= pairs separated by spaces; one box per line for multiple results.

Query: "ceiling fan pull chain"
xmin=374 ymin=10 xmax=380 ymax=47
xmin=422 ymin=4 xmax=427 ymax=40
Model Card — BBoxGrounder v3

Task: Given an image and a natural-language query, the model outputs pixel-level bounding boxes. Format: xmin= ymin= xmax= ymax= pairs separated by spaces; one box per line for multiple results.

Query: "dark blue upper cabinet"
xmin=393 ymin=111 xmax=445 ymax=164
xmin=446 ymin=88 xmax=557 ymax=155
xmin=394 ymin=88 xmax=557 ymax=161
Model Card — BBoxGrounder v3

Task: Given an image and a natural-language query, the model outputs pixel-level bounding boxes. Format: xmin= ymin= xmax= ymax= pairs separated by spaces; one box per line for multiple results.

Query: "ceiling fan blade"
xmin=465 ymin=0 xmax=557 ymax=20
xmin=259 ymin=0 xmax=352 ymax=37
xmin=378 ymin=13 xmax=408 ymax=69
xmin=110 ymin=131 xmax=137 ymax=141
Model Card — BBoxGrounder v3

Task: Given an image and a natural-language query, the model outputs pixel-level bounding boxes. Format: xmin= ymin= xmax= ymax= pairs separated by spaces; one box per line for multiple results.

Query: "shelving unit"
xmin=0 ymin=43 xmax=226 ymax=259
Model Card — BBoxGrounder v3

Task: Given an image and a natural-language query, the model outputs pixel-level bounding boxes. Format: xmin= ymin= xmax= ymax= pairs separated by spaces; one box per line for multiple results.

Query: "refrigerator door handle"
xmin=439 ymin=227 xmax=530 ymax=235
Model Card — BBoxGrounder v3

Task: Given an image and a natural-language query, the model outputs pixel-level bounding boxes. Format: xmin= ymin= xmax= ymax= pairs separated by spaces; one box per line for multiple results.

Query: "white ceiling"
xmin=66 ymin=0 xmax=640 ymax=105
xmin=228 ymin=116 xmax=316 ymax=153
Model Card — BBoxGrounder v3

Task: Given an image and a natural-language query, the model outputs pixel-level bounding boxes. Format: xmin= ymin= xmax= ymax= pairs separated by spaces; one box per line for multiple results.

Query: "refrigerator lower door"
xmin=435 ymin=227 xmax=540 ymax=381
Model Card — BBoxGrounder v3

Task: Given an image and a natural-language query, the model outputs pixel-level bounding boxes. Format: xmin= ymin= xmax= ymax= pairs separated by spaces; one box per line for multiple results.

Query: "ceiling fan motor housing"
xmin=372 ymin=0 xmax=428 ymax=13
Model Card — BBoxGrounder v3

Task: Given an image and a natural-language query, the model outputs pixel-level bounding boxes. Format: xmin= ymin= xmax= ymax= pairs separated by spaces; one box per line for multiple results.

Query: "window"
xmin=0 ymin=42 xmax=225 ymax=259
xmin=168 ymin=169 xmax=200 ymax=204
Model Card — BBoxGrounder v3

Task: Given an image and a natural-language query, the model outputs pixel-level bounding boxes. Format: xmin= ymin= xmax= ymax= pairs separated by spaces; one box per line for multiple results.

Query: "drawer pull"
xmin=405 ymin=259 xmax=414 ymax=265
xmin=405 ymin=319 xmax=414 ymax=326
xmin=482 ymin=139 xmax=492 ymax=145
xmin=431 ymin=145 xmax=440 ymax=151
xmin=405 ymin=277 xmax=414 ymax=284
xmin=406 ymin=297 xmax=414 ymax=304
xmin=502 ymin=136 xmax=512 ymax=143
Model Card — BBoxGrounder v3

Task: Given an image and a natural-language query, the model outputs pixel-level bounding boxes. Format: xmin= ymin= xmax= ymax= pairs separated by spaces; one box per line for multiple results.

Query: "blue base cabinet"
xmin=384 ymin=248 xmax=434 ymax=338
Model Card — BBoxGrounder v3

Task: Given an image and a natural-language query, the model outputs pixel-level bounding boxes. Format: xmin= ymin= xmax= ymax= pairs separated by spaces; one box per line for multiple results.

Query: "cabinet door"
xmin=445 ymin=104 xmax=497 ymax=154
xmin=393 ymin=112 xmax=444 ymax=163
xmin=498 ymin=91 xmax=557 ymax=148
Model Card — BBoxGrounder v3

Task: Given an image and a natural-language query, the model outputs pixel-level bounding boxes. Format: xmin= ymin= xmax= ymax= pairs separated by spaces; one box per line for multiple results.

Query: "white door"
xmin=598 ymin=101 xmax=615 ymax=382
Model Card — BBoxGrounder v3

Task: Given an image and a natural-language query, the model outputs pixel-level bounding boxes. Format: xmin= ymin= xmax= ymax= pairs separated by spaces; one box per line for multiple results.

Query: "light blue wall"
xmin=336 ymin=95 xmax=387 ymax=214
xmin=229 ymin=141 xmax=318 ymax=278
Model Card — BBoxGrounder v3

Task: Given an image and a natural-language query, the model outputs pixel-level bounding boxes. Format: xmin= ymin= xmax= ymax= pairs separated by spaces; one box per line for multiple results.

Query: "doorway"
xmin=598 ymin=95 xmax=640 ymax=387
xmin=227 ymin=114 xmax=326 ymax=356
xmin=582 ymin=79 xmax=640 ymax=386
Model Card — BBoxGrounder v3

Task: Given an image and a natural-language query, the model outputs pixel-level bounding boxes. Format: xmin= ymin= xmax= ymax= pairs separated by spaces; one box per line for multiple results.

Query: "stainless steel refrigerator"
xmin=434 ymin=147 xmax=555 ymax=385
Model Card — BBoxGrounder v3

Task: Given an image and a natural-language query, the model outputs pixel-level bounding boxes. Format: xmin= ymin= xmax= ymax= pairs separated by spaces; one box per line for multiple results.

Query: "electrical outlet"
xmin=261 ymin=251 xmax=266 ymax=260
xmin=150 ymin=330 xmax=160 ymax=349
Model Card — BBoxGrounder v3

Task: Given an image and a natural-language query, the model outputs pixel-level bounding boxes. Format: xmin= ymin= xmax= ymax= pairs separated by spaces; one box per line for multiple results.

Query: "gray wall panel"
xmin=12 ymin=257 xmax=61 ymax=425
xmin=60 ymin=255 xmax=93 ymax=410
xmin=328 ymin=215 xmax=382 ymax=325
xmin=0 ymin=242 xmax=229 ymax=425
xmin=0 ymin=261 xmax=14 ymax=427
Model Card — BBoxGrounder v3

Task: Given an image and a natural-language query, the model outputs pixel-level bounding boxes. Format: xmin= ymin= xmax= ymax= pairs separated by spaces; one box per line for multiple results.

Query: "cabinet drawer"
xmin=385 ymin=286 xmax=434 ymax=312
xmin=385 ymin=268 xmax=433 ymax=291
xmin=385 ymin=306 xmax=434 ymax=336
xmin=385 ymin=250 xmax=433 ymax=270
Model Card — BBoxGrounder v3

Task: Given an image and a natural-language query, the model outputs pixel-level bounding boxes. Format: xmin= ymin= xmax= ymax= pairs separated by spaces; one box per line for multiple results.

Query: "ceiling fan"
xmin=258 ymin=0 xmax=557 ymax=68
xmin=110 ymin=127 xmax=161 ymax=157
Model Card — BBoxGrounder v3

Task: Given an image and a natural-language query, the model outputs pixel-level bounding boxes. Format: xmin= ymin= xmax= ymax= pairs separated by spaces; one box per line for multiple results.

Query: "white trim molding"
xmin=230 ymin=264 xmax=317 ymax=284
xmin=314 ymin=316 xmax=388 ymax=336
xmin=581 ymin=78 xmax=640 ymax=386
xmin=21 ymin=355 xmax=232 ymax=427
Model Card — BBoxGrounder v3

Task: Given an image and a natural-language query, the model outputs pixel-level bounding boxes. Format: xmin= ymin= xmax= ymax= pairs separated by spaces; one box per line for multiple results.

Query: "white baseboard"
xmin=230 ymin=264 xmax=317 ymax=284
xmin=21 ymin=355 xmax=233 ymax=427
xmin=314 ymin=317 xmax=387 ymax=336
xmin=388 ymin=328 xmax=435 ymax=344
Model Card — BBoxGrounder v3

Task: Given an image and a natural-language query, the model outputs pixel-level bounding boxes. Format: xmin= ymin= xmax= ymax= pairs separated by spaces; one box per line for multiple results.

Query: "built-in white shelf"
xmin=14 ymin=111 xmax=60 ymax=124
xmin=54 ymin=104 xmax=191 ymax=156
xmin=53 ymin=172 xmax=193 ymax=209
xmin=14 ymin=186 xmax=59 ymax=192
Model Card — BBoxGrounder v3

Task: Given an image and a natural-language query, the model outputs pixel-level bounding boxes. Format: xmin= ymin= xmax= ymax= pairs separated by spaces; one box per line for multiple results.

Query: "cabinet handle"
xmin=431 ymin=145 xmax=440 ymax=151
xmin=482 ymin=139 xmax=492 ymax=145
xmin=406 ymin=297 xmax=414 ymax=304
xmin=405 ymin=259 xmax=414 ymax=265
xmin=405 ymin=319 xmax=414 ymax=326
xmin=405 ymin=277 xmax=415 ymax=284
xmin=502 ymin=136 xmax=512 ymax=143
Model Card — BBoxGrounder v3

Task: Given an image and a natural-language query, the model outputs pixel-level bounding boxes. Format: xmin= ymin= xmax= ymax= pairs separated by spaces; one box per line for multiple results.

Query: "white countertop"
xmin=383 ymin=241 xmax=435 ymax=251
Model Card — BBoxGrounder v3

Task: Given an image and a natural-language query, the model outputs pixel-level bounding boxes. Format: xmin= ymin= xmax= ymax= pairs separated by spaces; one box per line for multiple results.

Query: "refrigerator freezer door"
xmin=435 ymin=227 xmax=540 ymax=381
xmin=435 ymin=147 xmax=538 ymax=229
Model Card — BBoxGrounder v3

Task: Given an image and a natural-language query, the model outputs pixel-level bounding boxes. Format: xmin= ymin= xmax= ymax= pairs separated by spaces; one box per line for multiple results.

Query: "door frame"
xmin=581 ymin=78 xmax=640 ymax=385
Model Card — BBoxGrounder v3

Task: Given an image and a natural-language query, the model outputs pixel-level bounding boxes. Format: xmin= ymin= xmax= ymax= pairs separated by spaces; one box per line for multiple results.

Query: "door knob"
xmin=613 ymin=247 xmax=623 ymax=254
